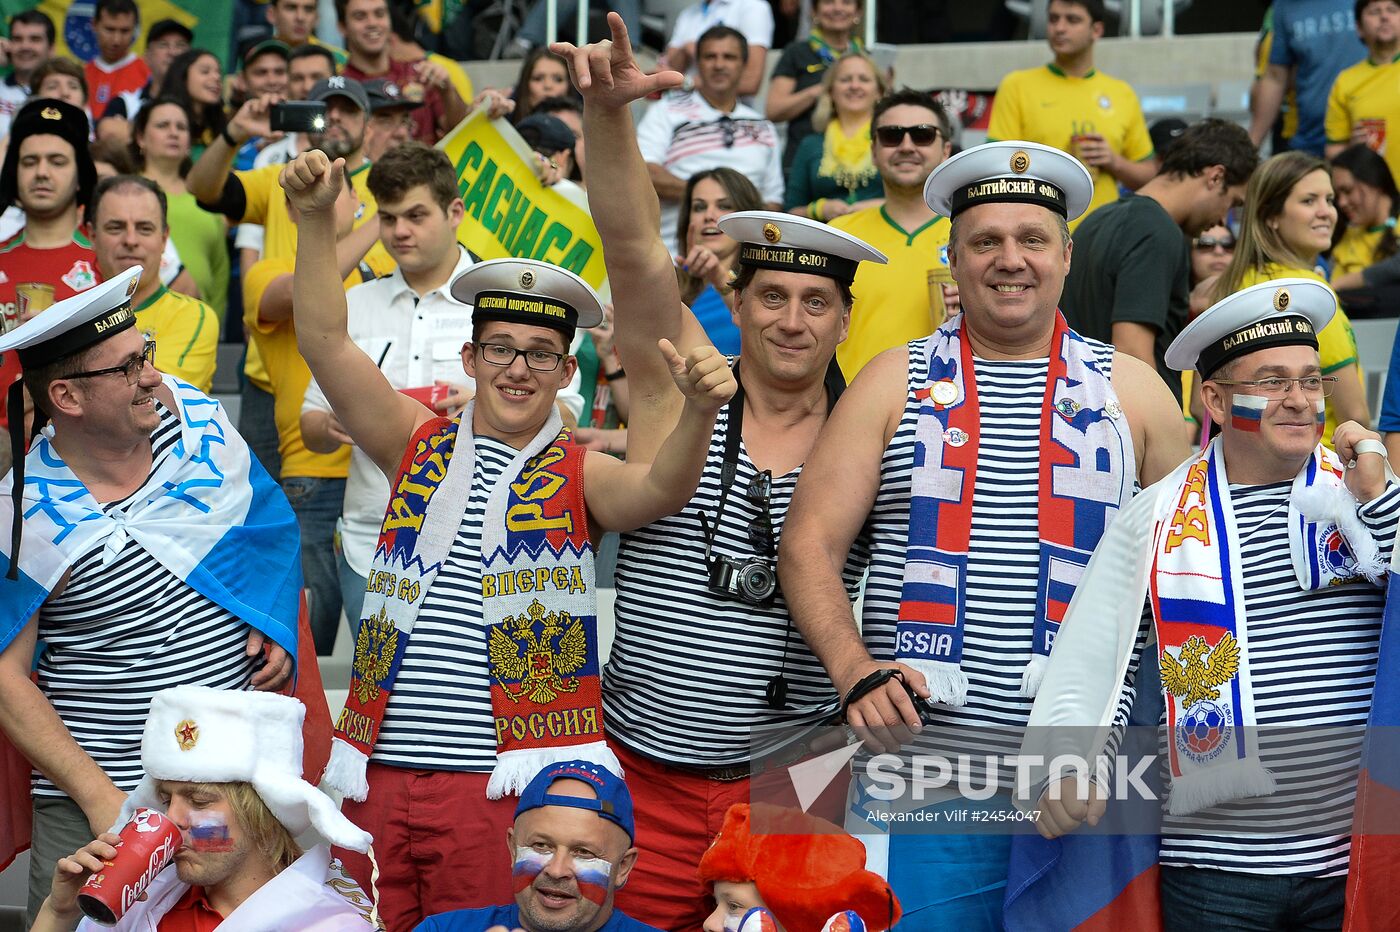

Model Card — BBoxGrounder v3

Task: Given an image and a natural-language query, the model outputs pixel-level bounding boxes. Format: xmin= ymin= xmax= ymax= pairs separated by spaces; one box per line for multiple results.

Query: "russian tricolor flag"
xmin=1229 ymin=393 xmax=1269 ymax=433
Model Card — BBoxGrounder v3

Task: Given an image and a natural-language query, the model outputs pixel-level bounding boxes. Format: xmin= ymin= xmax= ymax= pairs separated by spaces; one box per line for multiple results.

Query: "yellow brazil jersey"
xmin=987 ymin=64 xmax=1154 ymax=230
xmin=1331 ymin=224 xmax=1386 ymax=279
xmin=243 ymin=249 xmax=397 ymax=479
xmin=235 ymin=160 xmax=390 ymax=267
xmin=830 ymin=206 xmax=951 ymax=380
xmin=136 ymin=286 xmax=219 ymax=394
xmin=1325 ymin=55 xmax=1400 ymax=185
xmin=1257 ymin=19 xmax=1299 ymax=141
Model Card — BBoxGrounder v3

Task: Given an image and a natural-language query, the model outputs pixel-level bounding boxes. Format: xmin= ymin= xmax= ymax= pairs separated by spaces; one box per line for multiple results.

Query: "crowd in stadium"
xmin=1 ymin=0 xmax=1399 ymax=930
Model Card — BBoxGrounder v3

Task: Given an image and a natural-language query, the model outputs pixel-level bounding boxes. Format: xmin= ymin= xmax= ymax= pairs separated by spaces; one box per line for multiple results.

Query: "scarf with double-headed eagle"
xmin=323 ymin=402 xmax=618 ymax=801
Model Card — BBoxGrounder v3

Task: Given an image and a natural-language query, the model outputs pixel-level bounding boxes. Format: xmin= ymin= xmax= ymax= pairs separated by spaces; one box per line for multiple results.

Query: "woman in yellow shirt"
xmin=1328 ymin=144 xmax=1398 ymax=287
xmin=1209 ymin=151 xmax=1369 ymax=445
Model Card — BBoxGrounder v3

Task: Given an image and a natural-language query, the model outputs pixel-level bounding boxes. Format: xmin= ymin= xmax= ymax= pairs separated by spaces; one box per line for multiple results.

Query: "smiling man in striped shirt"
xmin=779 ymin=140 xmax=1188 ymax=928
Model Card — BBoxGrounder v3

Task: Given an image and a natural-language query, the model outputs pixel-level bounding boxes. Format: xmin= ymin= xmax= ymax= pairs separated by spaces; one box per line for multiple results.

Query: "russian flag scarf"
xmin=325 ymin=402 xmax=618 ymax=801
xmin=1148 ymin=437 xmax=1384 ymax=813
xmin=896 ymin=312 xmax=1133 ymax=705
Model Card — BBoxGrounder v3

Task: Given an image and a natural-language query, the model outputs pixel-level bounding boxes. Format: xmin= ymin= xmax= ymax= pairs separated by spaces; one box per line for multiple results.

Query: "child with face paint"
xmin=415 ymin=761 xmax=661 ymax=932
xmin=698 ymin=804 xmax=900 ymax=932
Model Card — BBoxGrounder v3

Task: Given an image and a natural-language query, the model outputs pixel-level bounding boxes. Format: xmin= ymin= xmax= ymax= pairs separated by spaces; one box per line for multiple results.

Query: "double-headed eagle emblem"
xmin=489 ymin=599 xmax=588 ymax=704
xmin=351 ymin=607 xmax=399 ymax=704
xmin=1161 ymin=632 xmax=1240 ymax=708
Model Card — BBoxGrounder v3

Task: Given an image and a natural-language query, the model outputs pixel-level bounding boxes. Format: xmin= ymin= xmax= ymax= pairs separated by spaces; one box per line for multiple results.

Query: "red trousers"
xmin=335 ymin=764 xmax=517 ymax=932
xmin=611 ymin=742 xmax=754 ymax=931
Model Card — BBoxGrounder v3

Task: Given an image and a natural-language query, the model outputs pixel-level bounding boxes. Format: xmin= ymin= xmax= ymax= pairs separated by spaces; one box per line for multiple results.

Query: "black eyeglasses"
xmin=472 ymin=341 xmax=566 ymax=372
xmin=747 ymin=469 xmax=774 ymax=555
xmin=874 ymin=123 xmax=942 ymax=147
xmin=64 ymin=340 xmax=156 ymax=384
xmin=1193 ymin=234 xmax=1235 ymax=251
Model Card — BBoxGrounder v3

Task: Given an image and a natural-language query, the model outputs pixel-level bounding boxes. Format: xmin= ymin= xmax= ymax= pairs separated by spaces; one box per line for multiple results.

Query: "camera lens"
xmin=739 ymin=562 xmax=777 ymax=602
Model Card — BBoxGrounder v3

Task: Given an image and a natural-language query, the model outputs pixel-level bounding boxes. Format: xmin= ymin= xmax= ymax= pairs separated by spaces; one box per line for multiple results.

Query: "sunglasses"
xmin=874 ymin=123 xmax=942 ymax=147
xmin=1193 ymin=234 xmax=1235 ymax=251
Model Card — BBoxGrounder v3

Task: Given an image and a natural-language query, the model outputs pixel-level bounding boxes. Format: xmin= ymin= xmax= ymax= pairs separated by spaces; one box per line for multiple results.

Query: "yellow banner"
xmin=438 ymin=110 xmax=606 ymax=289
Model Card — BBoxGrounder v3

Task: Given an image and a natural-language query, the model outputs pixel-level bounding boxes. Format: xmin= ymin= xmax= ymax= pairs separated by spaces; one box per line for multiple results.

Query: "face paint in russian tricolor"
xmin=1229 ymin=393 xmax=1269 ymax=432
xmin=737 ymin=907 xmax=779 ymax=932
xmin=189 ymin=809 xmax=234 ymax=853
xmin=512 ymin=846 xmax=614 ymax=904
xmin=1315 ymin=398 xmax=1326 ymax=438
xmin=822 ymin=911 xmax=868 ymax=932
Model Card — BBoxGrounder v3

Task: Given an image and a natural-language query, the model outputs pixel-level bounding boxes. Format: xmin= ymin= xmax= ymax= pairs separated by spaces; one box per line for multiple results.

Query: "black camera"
xmin=708 ymin=555 xmax=779 ymax=607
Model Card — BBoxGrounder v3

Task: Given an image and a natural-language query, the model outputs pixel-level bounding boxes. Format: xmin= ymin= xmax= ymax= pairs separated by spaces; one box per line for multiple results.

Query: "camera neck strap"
xmin=699 ymin=357 xmax=846 ymax=564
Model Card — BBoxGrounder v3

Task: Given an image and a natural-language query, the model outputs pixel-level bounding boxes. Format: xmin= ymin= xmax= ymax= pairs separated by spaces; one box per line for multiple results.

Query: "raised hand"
xmin=550 ymin=12 xmax=684 ymax=110
xmin=46 ymin=835 xmax=121 ymax=919
xmin=227 ymin=93 xmax=284 ymax=146
xmin=280 ymin=149 xmax=345 ymax=214
xmin=660 ymin=338 xmax=734 ymax=414
xmin=1334 ymin=420 xmax=1390 ymax=504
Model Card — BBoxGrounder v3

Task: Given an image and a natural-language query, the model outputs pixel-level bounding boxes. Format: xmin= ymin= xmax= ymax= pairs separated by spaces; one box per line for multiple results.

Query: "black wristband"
xmin=604 ymin=367 xmax=626 ymax=382
xmin=220 ymin=126 xmax=240 ymax=149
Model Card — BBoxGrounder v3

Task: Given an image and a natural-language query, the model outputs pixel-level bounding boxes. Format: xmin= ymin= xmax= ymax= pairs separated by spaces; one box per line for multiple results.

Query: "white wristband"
xmin=1348 ymin=438 xmax=1388 ymax=469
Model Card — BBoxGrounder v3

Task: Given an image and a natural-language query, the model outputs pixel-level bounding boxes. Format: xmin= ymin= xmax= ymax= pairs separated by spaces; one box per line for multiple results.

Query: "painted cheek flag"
xmin=1341 ymin=549 xmax=1400 ymax=931
xmin=1229 ymin=393 xmax=1269 ymax=433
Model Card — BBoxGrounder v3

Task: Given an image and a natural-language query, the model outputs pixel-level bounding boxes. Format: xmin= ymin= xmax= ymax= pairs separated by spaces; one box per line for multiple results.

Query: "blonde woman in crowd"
xmin=783 ymin=51 xmax=886 ymax=222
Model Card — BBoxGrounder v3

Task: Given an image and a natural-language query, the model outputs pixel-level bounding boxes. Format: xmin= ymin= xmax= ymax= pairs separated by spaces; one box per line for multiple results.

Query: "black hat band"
xmin=16 ymin=302 xmax=136 ymax=369
xmin=737 ymin=243 xmax=859 ymax=286
xmin=950 ymin=176 xmax=1067 ymax=217
xmin=1197 ymin=313 xmax=1319 ymax=379
xmin=473 ymin=290 xmax=577 ymax=335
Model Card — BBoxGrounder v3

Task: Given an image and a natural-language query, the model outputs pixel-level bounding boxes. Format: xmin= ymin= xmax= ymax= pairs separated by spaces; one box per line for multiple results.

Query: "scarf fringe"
xmin=904 ymin=659 xmax=968 ymax=707
xmin=1019 ymin=654 xmax=1049 ymax=698
xmin=485 ymin=742 xmax=623 ymax=800
xmin=1295 ymin=482 xmax=1387 ymax=584
xmin=323 ymin=738 xmax=370 ymax=802
xmin=1166 ymin=757 xmax=1276 ymax=816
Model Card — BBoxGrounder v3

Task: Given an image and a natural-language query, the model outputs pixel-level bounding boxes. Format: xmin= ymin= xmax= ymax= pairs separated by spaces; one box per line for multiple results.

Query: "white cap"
xmin=116 ymin=687 xmax=373 ymax=853
xmin=450 ymin=257 xmax=604 ymax=332
xmin=0 ymin=265 xmax=142 ymax=368
xmin=718 ymin=210 xmax=886 ymax=285
xmin=923 ymin=140 xmax=1094 ymax=221
xmin=1164 ymin=277 xmax=1336 ymax=376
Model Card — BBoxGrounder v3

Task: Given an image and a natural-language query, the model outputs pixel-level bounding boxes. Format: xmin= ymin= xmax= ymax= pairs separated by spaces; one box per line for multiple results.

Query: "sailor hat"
xmin=450 ymin=257 xmax=604 ymax=333
xmin=1164 ymin=277 xmax=1335 ymax=377
xmin=0 ymin=265 xmax=143 ymax=368
xmin=923 ymin=140 xmax=1094 ymax=220
xmin=718 ymin=210 xmax=886 ymax=287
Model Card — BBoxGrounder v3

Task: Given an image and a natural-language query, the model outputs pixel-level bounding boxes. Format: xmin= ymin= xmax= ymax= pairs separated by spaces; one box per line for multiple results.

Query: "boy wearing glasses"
xmin=0 ymin=266 xmax=302 ymax=924
xmin=282 ymin=146 xmax=737 ymax=931
xmin=1060 ymin=118 xmax=1258 ymax=404
xmin=1022 ymin=278 xmax=1400 ymax=929
xmin=829 ymin=88 xmax=954 ymax=380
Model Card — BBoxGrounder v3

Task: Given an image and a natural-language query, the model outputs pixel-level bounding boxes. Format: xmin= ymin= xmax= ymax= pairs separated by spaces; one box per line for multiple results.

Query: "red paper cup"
xmin=400 ymin=385 xmax=450 ymax=410
xmin=77 ymin=808 xmax=183 ymax=926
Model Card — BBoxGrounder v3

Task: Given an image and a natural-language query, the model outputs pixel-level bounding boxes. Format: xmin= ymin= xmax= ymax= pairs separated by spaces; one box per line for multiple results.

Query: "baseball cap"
xmin=146 ymin=19 xmax=193 ymax=46
xmin=363 ymin=77 xmax=423 ymax=113
xmin=517 ymin=113 xmax=576 ymax=156
xmin=309 ymin=75 xmax=369 ymax=112
xmin=514 ymin=760 xmax=635 ymax=842
xmin=242 ymin=38 xmax=291 ymax=71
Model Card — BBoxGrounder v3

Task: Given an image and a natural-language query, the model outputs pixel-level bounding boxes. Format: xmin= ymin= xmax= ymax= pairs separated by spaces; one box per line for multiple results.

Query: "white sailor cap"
xmin=923 ymin=140 xmax=1094 ymax=220
xmin=718 ymin=210 xmax=887 ymax=286
xmin=0 ymin=265 xmax=142 ymax=368
xmin=1164 ymin=278 xmax=1336 ymax=377
xmin=449 ymin=258 xmax=604 ymax=333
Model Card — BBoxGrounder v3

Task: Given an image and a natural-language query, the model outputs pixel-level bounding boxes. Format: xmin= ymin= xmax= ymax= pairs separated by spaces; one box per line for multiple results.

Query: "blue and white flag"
xmin=0 ymin=376 xmax=301 ymax=665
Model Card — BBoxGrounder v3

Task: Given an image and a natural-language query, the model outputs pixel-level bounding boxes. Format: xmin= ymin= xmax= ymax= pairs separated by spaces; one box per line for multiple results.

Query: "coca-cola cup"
xmin=76 ymin=808 xmax=183 ymax=926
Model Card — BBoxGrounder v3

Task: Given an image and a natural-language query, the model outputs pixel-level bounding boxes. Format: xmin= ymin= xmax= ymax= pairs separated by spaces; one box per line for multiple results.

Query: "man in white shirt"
xmin=300 ymin=142 xmax=583 ymax=628
xmin=637 ymin=25 xmax=783 ymax=256
xmin=662 ymin=0 xmax=773 ymax=99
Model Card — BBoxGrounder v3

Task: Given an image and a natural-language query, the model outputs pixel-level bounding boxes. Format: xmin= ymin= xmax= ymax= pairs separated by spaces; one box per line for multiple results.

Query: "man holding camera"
xmin=554 ymin=18 xmax=886 ymax=928
xmin=777 ymin=140 xmax=1188 ymax=925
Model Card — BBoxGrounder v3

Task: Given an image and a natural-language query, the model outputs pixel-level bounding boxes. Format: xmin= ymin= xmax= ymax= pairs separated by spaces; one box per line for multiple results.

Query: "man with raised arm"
xmin=552 ymin=17 xmax=888 ymax=926
xmin=776 ymin=139 xmax=1190 ymax=927
xmin=281 ymin=147 xmax=736 ymax=932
